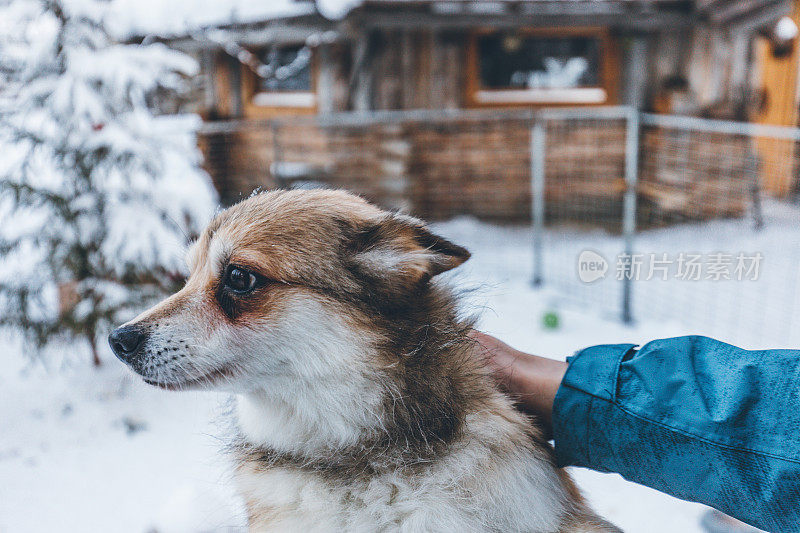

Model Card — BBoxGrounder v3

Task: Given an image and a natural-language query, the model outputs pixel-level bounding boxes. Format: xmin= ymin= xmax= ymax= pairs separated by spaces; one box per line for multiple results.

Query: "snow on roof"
xmin=105 ymin=0 xmax=683 ymax=39
xmin=313 ymin=0 xmax=691 ymax=21
xmin=105 ymin=0 xmax=317 ymax=39
xmin=316 ymin=0 xmax=364 ymax=19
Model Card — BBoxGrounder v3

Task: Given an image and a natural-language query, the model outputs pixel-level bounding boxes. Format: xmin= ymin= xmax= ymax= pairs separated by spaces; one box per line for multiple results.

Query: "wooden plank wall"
xmin=200 ymin=115 xmax=756 ymax=225
xmin=639 ymin=128 xmax=753 ymax=223
xmin=372 ymin=30 xmax=465 ymax=110
xmin=200 ymin=117 xmax=632 ymax=221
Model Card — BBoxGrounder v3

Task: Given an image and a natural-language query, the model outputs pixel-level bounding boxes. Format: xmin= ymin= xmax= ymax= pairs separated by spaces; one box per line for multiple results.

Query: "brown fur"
xmin=216 ymin=191 xmax=494 ymax=479
xmin=117 ymin=189 xmax=619 ymax=532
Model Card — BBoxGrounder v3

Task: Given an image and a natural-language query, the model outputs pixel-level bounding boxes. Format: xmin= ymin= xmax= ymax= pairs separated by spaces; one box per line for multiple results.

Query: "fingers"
xmin=469 ymin=329 xmax=566 ymax=439
xmin=468 ymin=329 xmax=524 ymax=388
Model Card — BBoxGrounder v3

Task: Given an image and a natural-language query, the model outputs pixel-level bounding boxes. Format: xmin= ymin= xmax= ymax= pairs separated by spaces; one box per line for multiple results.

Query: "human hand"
xmin=469 ymin=330 xmax=567 ymax=438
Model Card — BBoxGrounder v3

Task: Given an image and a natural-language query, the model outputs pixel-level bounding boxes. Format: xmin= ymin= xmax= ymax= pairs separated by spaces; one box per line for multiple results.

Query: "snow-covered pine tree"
xmin=0 ymin=0 xmax=217 ymax=366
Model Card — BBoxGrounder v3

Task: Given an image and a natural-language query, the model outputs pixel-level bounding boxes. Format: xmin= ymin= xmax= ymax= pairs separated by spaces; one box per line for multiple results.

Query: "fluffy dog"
xmin=109 ymin=189 xmax=619 ymax=532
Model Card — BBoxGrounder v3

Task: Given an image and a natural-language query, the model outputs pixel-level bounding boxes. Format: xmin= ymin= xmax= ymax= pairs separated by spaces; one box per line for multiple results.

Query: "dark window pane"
xmin=478 ymin=34 xmax=601 ymax=90
xmin=257 ymin=45 xmax=311 ymax=92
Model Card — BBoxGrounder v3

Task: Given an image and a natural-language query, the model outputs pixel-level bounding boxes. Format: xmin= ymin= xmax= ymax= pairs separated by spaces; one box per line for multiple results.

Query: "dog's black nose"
xmin=108 ymin=326 xmax=145 ymax=362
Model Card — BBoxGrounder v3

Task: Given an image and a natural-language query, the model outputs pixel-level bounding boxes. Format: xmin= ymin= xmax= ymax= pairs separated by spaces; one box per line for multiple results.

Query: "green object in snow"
xmin=542 ymin=311 xmax=560 ymax=330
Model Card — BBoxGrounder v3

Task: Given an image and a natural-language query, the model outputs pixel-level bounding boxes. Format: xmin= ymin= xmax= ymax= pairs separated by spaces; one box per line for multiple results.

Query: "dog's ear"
xmin=347 ymin=213 xmax=470 ymax=292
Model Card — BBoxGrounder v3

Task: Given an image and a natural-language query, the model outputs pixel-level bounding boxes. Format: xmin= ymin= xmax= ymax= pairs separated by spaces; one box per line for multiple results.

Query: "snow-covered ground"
xmin=6 ymin=210 xmax=799 ymax=533
xmin=534 ymin=199 xmax=800 ymax=349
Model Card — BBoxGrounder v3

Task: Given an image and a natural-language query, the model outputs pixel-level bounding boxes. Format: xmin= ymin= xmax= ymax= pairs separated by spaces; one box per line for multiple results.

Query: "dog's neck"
xmin=236 ymin=370 xmax=387 ymax=458
xmin=234 ymin=288 xmax=488 ymax=470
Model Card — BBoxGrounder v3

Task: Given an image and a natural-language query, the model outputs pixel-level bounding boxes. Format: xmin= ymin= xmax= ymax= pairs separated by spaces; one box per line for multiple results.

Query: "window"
xmin=251 ymin=44 xmax=315 ymax=108
xmin=468 ymin=29 xmax=615 ymax=106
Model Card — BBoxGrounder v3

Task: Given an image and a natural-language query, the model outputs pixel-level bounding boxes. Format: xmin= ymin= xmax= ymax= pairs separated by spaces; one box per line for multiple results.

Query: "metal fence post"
xmin=271 ymin=121 xmax=282 ymax=166
xmin=621 ymin=108 xmax=639 ymax=324
xmin=531 ymin=118 xmax=546 ymax=287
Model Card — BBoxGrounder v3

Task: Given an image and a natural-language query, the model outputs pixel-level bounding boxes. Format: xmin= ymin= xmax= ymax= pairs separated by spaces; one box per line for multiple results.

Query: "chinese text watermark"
xmin=578 ymin=251 xmax=763 ymax=283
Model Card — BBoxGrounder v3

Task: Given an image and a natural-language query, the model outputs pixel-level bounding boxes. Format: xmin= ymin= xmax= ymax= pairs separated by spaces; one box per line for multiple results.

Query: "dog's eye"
xmin=225 ymin=266 xmax=257 ymax=294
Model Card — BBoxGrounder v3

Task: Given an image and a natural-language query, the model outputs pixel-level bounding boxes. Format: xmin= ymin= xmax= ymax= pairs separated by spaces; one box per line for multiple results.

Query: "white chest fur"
xmin=233 ymin=405 xmax=569 ymax=533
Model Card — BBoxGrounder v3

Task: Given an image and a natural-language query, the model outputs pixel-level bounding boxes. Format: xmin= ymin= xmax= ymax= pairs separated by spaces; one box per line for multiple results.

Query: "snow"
xmin=5 ymin=213 xmax=776 ymax=532
xmin=0 ymin=339 xmax=246 ymax=533
xmin=99 ymin=113 xmax=218 ymax=276
xmin=532 ymin=199 xmax=800 ymax=349
xmin=0 ymin=0 xmax=218 ymax=355
xmin=94 ymin=0 xmax=361 ymax=39
xmin=105 ymin=0 xmax=316 ymax=40
xmin=316 ymin=0 xmax=364 ymax=20
xmin=14 ymin=0 xmax=357 ymax=41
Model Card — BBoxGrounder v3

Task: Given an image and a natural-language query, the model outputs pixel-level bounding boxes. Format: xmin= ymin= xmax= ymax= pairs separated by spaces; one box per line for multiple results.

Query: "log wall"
xmin=201 ymin=117 xmax=629 ymax=222
xmin=370 ymin=30 xmax=465 ymax=111
xmin=200 ymin=116 xmax=756 ymax=225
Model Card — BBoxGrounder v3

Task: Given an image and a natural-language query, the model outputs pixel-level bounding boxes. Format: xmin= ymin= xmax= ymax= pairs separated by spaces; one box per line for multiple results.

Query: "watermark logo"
xmin=576 ymin=250 xmax=763 ymax=282
xmin=577 ymin=250 xmax=609 ymax=283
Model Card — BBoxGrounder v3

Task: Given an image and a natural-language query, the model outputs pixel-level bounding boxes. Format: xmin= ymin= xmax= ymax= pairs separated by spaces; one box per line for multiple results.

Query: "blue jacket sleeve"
xmin=552 ymin=335 xmax=800 ymax=532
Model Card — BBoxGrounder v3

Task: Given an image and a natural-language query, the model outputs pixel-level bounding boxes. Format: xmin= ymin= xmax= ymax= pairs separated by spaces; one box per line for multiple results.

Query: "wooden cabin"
xmin=170 ymin=0 xmax=694 ymax=118
xmin=153 ymin=0 xmax=800 ymax=219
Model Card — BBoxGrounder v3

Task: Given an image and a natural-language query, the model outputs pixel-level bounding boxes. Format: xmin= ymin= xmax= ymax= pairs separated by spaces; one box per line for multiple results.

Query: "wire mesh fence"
xmin=198 ymin=107 xmax=800 ymax=348
xmin=531 ymin=107 xmax=635 ymax=324
xmin=535 ymin=108 xmax=800 ymax=348
xmin=635 ymin=114 xmax=800 ymax=348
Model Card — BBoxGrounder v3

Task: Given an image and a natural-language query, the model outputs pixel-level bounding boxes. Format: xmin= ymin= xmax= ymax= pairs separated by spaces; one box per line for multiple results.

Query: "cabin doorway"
xmin=753 ymin=7 xmax=800 ymax=196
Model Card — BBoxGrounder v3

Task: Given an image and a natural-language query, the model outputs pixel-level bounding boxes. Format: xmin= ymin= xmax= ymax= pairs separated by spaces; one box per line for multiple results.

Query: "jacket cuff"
xmin=561 ymin=343 xmax=637 ymax=400
xmin=552 ymin=343 xmax=636 ymax=468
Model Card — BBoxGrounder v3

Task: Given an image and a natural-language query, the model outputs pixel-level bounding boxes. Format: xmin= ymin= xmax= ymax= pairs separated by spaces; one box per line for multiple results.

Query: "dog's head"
xmin=108 ymin=189 xmax=469 ymax=393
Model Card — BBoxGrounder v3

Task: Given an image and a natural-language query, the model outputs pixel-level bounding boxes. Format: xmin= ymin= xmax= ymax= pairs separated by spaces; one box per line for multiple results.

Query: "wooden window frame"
xmin=242 ymin=45 xmax=317 ymax=118
xmin=465 ymin=27 xmax=618 ymax=108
